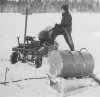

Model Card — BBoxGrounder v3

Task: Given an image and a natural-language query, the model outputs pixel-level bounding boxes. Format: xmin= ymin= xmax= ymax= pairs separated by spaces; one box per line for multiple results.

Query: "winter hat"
xmin=61 ymin=5 xmax=69 ymax=11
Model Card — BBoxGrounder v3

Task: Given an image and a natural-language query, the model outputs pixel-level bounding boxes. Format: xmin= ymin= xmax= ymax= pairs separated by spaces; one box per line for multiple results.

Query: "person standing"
xmin=54 ymin=4 xmax=75 ymax=51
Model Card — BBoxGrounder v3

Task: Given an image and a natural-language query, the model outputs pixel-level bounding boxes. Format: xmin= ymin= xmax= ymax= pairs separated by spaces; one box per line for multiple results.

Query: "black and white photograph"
xmin=0 ymin=0 xmax=100 ymax=97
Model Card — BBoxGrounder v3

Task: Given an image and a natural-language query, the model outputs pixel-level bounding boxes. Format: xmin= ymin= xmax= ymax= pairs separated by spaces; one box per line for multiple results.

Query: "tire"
xmin=35 ymin=57 xmax=42 ymax=68
xmin=10 ymin=52 xmax=18 ymax=64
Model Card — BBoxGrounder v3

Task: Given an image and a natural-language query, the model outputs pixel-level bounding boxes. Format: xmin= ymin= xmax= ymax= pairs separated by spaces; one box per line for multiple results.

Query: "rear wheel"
xmin=35 ymin=56 xmax=42 ymax=68
xmin=10 ymin=52 xmax=18 ymax=64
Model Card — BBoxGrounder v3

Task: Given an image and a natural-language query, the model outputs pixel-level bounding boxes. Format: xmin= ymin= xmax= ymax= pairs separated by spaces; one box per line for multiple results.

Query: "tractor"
xmin=10 ymin=35 xmax=58 ymax=68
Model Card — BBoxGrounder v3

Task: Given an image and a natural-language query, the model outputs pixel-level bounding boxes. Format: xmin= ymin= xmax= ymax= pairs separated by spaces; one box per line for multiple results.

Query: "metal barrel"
xmin=47 ymin=50 xmax=94 ymax=78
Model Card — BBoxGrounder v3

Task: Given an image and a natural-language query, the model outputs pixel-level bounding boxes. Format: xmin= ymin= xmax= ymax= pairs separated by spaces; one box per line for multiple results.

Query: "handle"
xmin=80 ymin=48 xmax=89 ymax=53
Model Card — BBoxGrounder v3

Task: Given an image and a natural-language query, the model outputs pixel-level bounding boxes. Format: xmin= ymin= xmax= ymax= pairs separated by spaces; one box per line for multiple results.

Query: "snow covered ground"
xmin=0 ymin=12 xmax=100 ymax=97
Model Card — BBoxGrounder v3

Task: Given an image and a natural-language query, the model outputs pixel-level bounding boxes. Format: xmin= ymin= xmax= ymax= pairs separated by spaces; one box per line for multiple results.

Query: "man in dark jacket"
xmin=38 ymin=5 xmax=74 ymax=51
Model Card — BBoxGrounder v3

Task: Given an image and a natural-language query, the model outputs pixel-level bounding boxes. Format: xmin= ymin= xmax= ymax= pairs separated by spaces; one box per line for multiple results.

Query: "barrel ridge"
xmin=71 ymin=51 xmax=85 ymax=78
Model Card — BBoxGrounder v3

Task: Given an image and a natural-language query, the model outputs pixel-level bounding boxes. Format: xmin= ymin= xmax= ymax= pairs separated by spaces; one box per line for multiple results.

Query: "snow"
xmin=0 ymin=12 xmax=100 ymax=97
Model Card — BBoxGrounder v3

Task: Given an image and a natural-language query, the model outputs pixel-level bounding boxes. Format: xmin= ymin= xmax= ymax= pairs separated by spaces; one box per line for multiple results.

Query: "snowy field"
xmin=0 ymin=12 xmax=100 ymax=72
xmin=0 ymin=13 xmax=100 ymax=97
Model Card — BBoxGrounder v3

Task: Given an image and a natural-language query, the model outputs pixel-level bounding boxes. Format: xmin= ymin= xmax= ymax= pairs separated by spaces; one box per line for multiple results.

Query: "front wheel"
xmin=10 ymin=52 xmax=18 ymax=64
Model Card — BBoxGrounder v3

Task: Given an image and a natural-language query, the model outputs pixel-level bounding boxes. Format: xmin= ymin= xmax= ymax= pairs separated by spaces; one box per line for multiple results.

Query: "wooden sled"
xmin=49 ymin=77 xmax=93 ymax=97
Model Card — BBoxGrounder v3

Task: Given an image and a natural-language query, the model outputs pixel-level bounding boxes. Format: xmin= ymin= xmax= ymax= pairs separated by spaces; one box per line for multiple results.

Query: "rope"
xmin=0 ymin=77 xmax=47 ymax=85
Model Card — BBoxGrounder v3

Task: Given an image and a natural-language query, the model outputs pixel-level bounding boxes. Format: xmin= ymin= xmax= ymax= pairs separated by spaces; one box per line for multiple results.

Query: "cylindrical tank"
xmin=38 ymin=29 xmax=52 ymax=41
xmin=47 ymin=49 xmax=94 ymax=78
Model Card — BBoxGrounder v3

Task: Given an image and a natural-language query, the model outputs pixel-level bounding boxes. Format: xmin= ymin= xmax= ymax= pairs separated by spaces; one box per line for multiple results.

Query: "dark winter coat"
xmin=60 ymin=11 xmax=72 ymax=33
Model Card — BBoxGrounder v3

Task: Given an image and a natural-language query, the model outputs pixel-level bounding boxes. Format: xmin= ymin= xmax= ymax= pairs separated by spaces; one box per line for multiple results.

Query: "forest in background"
xmin=0 ymin=0 xmax=100 ymax=13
